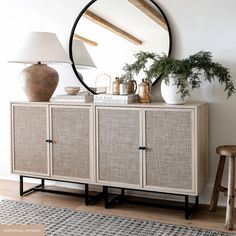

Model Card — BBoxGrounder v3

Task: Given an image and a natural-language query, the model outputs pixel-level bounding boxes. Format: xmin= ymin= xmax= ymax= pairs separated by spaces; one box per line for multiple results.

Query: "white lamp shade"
xmin=72 ymin=40 xmax=96 ymax=69
xmin=9 ymin=32 xmax=71 ymax=64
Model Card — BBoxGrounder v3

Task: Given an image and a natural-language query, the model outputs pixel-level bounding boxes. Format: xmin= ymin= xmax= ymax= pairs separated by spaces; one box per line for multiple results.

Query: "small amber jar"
xmin=138 ymin=79 xmax=151 ymax=103
xmin=112 ymin=77 xmax=121 ymax=95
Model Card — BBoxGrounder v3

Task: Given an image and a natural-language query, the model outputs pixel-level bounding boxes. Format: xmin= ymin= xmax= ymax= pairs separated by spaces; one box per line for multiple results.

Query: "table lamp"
xmin=72 ymin=40 xmax=96 ymax=70
xmin=9 ymin=32 xmax=71 ymax=102
xmin=72 ymin=40 xmax=96 ymax=80
xmin=72 ymin=40 xmax=97 ymax=92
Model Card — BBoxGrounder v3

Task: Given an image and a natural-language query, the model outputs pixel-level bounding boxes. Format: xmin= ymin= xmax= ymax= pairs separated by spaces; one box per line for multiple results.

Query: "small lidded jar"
xmin=138 ymin=79 xmax=151 ymax=103
xmin=112 ymin=77 xmax=121 ymax=95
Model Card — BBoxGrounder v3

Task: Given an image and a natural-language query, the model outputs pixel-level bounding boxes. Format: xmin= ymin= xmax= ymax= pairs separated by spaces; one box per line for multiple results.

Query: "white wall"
xmin=1 ymin=0 xmax=236 ymax=206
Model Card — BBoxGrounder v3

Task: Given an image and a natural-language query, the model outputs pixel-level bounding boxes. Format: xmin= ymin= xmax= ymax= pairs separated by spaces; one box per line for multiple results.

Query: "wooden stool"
xmin=209 ymin=145 xmax=236 ymax=230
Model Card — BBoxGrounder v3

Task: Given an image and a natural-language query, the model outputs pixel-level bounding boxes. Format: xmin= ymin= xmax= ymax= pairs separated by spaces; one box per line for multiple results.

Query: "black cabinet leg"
xmin=19 ymin=175 xmax=44 ymax=196
xmin=103 ymin=186 xmax=125 ymax=208
xmin=103 ymin=186 xmax=109 ymax=208
xmin=185 ymin=195 xmax=189 ymax=219
xmin=121 ymin=188 xmax=125 ymax=197
xmin=41 ymin=179 xmax=45 ymax=188
xmin=185 ymin=195 xmax=199 ymax=219
xmin=85 ymin=184 xmax=103 ymax=205
xmin=19 ymin=176 xmax=24 ymax=196
xmin=85 ymin=184 xmax=89 ymax=205
xmin=195 ymin=196 xmax=199 ymax=207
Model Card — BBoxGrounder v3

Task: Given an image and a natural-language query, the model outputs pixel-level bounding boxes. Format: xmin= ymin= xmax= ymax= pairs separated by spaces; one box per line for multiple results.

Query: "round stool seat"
xmin=216 ymin=145 xmax=236 ymax=156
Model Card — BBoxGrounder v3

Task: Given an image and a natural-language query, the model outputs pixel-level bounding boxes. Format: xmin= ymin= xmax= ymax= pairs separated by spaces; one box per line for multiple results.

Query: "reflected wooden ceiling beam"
xmin=128 ymin=0 xmax=168 ymax=31
xmin=84 ymin=10 xmax=142 ymax=45
xmin=73 ymin=34 xmax=98 ymax=46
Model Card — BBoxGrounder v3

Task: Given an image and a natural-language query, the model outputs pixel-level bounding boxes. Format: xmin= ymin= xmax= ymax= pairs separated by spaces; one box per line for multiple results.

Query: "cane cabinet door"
xmin=50 ymin=105 xmax=93 ymax=182
xmin=96 ymin=107 xmax=142 ymax=188
xmin=144 ymin=108 xmax=194 ymax=194
xmin=11 ymin=104 xmax=49 ymax=176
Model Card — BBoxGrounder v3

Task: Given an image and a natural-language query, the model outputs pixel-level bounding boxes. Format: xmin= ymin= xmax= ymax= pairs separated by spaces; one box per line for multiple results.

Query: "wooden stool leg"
xmin=225 ymin=156 xmax=235 ymax=230
xmin=209 ymin=155 xmax=226 ymax=211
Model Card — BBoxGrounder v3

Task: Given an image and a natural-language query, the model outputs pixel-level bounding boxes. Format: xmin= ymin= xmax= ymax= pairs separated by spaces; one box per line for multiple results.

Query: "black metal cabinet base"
xmin=19 ymin=176 xmax=103 ymax=205
xmin=19 ymin=176 xmax=199 ymax=219
xmin=103 ymin=186 xmax=199 ymax=220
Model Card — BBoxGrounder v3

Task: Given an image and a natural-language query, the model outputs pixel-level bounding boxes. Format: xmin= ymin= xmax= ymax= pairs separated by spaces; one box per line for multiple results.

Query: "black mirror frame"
xmin=69 ymin=0 xmax=172 ymax=94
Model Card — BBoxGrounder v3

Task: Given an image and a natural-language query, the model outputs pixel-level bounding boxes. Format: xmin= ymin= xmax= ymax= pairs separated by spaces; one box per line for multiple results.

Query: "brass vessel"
xmin=112 ymin=77 xmax=121 ymax=95
xmin=127 ymin=79 xmax=137 ymax=94
xmin=138 ymin=79 xmax=151 ymax=103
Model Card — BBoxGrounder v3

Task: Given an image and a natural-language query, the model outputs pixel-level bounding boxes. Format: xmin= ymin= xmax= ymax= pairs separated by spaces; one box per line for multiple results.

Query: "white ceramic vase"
xmin=161 ymin=74 xmax=185 ymax=105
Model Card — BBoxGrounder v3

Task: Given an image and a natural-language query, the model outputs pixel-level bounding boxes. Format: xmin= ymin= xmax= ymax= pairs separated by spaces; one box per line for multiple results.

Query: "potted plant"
xmin=122 ymin=51 xmax=235 ymax=104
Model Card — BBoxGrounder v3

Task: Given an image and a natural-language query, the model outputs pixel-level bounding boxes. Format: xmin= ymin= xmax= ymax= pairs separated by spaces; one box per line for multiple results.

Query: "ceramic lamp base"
xmin=20 ymin=64 xmax=59 ymax=102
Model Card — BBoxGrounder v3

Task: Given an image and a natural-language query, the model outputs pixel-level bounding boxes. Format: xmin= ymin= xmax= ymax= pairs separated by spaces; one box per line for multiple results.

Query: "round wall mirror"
xmin=69 ymin=0 xmax=172 ymax=94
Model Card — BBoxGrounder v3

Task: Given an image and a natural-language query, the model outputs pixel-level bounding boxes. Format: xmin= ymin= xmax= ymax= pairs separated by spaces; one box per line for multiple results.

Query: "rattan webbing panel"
xmin=13 ymin=106 xmax=48 ymax=174
xmin=145 ymin=110 xmax=193 ymax=190
xmin=97 ymin=108 xmax=140 ymax=185
xmin=51 ymin=107 xmax=90 ymax=179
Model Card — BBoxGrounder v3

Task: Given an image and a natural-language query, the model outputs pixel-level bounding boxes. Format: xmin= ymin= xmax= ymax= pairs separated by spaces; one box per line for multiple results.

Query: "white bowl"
xmin=65 ymin=86 xmax=80 ymax=95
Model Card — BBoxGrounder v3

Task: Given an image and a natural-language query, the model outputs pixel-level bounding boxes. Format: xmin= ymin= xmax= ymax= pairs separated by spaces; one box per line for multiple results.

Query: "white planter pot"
xmin=161 ymin=74 xmax=185 ymax=105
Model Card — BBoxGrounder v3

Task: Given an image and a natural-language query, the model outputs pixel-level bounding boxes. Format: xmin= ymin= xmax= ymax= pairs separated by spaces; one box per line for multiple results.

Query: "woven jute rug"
xmin=0 ymin=199 xmax=234 ymax=236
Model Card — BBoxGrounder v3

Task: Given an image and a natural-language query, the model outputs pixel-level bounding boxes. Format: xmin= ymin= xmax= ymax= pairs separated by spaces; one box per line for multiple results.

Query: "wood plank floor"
xmin=0 ymin=179 xmax=235 ymax=233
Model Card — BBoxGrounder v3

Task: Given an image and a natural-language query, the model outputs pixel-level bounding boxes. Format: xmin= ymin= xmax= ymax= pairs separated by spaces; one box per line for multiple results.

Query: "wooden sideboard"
xmin=11 ymin=101 xmax=208 ymax=217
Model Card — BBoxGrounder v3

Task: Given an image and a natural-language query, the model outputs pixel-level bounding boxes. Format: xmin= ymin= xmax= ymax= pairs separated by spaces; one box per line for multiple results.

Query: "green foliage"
xmin=123 ymin=51 xmax=235 ymax=99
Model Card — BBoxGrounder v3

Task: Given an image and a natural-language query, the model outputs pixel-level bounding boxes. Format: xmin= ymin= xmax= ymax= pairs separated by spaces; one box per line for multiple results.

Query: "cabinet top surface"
xmin=11 ymin=101 xmax=207 ymax=109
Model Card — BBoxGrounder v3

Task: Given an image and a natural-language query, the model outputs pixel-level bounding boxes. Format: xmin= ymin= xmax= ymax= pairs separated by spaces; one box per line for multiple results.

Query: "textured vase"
xmin=161 ymin=74 xmax=185 ymax=105
xmin=20 ymin=64 xmax=59 ymax=102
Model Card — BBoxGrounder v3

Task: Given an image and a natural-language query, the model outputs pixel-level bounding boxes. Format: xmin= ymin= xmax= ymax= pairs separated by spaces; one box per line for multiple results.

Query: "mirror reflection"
xmin=70 ymin=0 xmax=171 ymax=94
